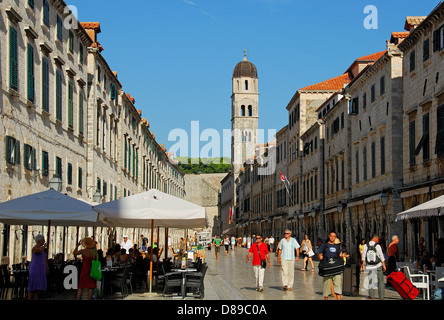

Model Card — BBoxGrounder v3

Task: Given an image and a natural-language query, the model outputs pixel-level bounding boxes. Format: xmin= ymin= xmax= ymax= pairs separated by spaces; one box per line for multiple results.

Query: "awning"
xmin=396 ymin=194 xmax=444 ymax=221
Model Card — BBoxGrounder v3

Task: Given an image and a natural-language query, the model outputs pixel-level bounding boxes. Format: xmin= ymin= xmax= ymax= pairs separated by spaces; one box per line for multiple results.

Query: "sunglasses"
xmin=256 ymin=237 xmax=262 ymax=239
xmin=284 ymin=232 xmax=291 ymax=235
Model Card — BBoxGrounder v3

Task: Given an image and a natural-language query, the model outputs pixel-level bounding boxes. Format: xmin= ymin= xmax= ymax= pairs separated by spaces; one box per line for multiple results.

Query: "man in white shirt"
xmin=278 ymin=230 xmax=300 ymax=291
xmin=269 ymin=236 xmax=275 ymax=252
xmin=120 ymin=235 xmax=133 ymax=255
xmin=361 ymin=234 xmax=386 ymax=300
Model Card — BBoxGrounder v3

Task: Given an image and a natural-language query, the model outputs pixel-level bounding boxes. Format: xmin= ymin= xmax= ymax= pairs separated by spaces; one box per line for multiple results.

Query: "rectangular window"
xmin=68 ymin=81 xmax=73 ymax=129
xmin=363 ymin=147 xmax=367 ymax=181
xmin=410 ymin=50 xmax=416 ymax=72
xmin=43 ymin=0 xmax=49 ymax=26
xmin=68 ymin=30 xmax=74 ymax=53
xmin=79 ymin=43 xmax=84 ymax=64
xmin=423 ymin=113 xmax=430 ymax=161
xmin=78 ymin=167 xmax=82 ymax=189
xmin=363 ymin=93 xmax=367 ymax=108
xmin=5 ymin=136 xmax=20 ymax=165
xmin=27 ymin=44 xmax=35 ymax=102
xmin=42 ymin=151 xmax=49 ymax=176
xmin=67 ymin=162 xmax=72 ymax=185
xmin=9 ymin=27 xmax=18 ymax=91
xmin=341 ymin=159 xmax=345 ymax=190
xmin=24 ymin=144 xmax=36 ymax=170
xmin=42 ymin=57 xmax=49 ymax=112
xmin=371 ymin=84 xmax=375 ymax=102
xmin=56 ymin=70 xmax=63 ymax=121
xmin=380 ymin=137 xmax=385 ymax=175
xmin=371 ymin=142 xmax=376 ymax=178
xmin=56 ymin=156 xmax=62 ymax=178
xmin=57 ymin=15 xmax=63 ymax=41
xmin=423 ymin=39 xmax=430 ymax=61
xmin=349 ymin=97 xmax=359 ymax=114
xmin=79 ymin=92 xmax=84 ymax=135
xmin=436 ymin=105 xmax=444 ymax=157
xmin=28 ymin=0 xmax=34 ymax=9
xmin=409 ymin=120 xmax=416 ymax=167
xmin=380 ymin=76 xmax=385 ymax=95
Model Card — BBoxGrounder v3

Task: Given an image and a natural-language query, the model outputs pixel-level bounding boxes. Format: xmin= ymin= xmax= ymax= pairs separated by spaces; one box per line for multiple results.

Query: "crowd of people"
xmin=212 ymin=230 xmax=444 ymax=300
xmin=26 ymin=234 xmax=164 ymax=300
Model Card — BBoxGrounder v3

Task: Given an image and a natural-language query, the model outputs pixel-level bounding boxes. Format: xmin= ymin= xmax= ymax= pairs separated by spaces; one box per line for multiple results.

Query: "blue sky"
xmin=70 ymin=0 xmax=438 ymax=158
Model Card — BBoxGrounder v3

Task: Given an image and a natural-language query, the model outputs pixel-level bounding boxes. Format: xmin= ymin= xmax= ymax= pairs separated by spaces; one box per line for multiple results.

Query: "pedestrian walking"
xmin=242 ymin=235 xmax=247 ymax=248
xmin=387 ymin=235 xmax=400 ymax=277
xmin=224 ymin=235 xmax=230 ymax=256
xmin=277 ymin=229 xmax=300 ymax=291
xmin=246 ymin=234 xmax=270 ymax=292
xmin=361 ymin=234 xmax=386 ymax=300
xmin=231 ymin=235 xmax=236 ymax=250
xmin=318 ymin=232 xmax=344 ymax=300
xmin=300 ymin=234 xmax=315 ymax=272
xmin=247 ymin=235 xmax=252 ymax=249
xmin=269 ymin=236 xmax=275 ymax=253
xmin=213 ymin=235 xmax=222 ymax=260
xmin=27 ymin=235 xmax=48 ymax=300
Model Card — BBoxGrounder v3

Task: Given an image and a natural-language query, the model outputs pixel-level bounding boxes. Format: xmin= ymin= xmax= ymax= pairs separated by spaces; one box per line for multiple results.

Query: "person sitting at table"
xmin=121 ymin=248 xmax=129 ymax=263
xmin=112 ymin=244 xmax=122 ymax=264
xmin=73 ymin=237 xmax=97 ymax=300
xmin=98 ymin=249 xmax=106 ymax=267
xmin=419 ymin=251 xmax=436 ymax=272
xmin=28 ymin=234 xmax=49 ymax=300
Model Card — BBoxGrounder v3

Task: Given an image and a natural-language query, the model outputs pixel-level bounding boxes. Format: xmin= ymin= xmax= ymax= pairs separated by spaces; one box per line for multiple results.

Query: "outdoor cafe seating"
xmin=162 ymin=256 xmax=207 ymax=299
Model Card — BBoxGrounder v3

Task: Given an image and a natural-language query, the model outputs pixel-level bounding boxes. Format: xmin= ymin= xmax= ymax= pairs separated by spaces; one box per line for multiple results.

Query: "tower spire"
xmin=243 ymin=49 xmax=247 ymax=61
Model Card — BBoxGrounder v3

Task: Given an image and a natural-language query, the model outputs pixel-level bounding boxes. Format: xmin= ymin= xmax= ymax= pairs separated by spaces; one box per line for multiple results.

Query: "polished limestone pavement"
xmin=128 ymin=245 xmax=403 ymax=301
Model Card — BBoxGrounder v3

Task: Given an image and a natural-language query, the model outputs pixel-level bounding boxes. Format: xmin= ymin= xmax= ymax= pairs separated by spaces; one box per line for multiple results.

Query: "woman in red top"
xmin=245 ymin=234 xmax=270 ymax=292
xmin=73 ymin=237 xmax=97 ymax=300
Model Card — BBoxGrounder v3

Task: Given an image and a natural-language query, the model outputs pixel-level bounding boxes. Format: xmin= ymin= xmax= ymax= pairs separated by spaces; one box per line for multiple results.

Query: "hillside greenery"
xmin=176 ymin=157 xmax=231 ymax=174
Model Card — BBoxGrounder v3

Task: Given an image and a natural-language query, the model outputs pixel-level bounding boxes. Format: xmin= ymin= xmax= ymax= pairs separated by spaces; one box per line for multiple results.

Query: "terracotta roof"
xmin=404 ymin=16 xmax=426 ymax=31
xmin=356 ymin=50 xmax=387 ymax=62
xmin=80 ymin=22 xmax=101 ymax=31
xmin=391 ymin=31 xmax=410 ymax=39
xmin=299 ymin=73 xmax=350 ymax=91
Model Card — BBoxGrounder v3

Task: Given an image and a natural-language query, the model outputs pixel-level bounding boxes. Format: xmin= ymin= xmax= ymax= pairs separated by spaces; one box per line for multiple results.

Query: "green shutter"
xmin=14 ymin=140 xmax=20 ymax=165
xmin=5 ymin=136 xmax=12 ymax=163
xmin=124 ymin=139 xmax=127 ymax=169
xmin=42 ymin=151 xmax=49 ymax=176
xmin=78 ymin=167 xmax=82 ymax=189
xmin=79 ymin=92 xmax=84 ymax=134
xmin=9 ymin=27 xmax=18 ymax=91
xmin=42 ymin=57 xmax=49 ymax=112
xmin=27 ymin=44 xmax=35 ymax=102
xmin=68 ymin=82 xmax=73 ymax=128
xmin=56 ymin=70 xmax=62 ymax=121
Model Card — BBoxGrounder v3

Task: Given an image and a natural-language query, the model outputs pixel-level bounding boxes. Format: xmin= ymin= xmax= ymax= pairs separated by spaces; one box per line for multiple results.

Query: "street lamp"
xmin=93 ymin=190 xmax=102 ymax=203
xmin=380 ymin=192 xmax=388 ymax=206
xmin=49 ymin=174 xmax=62 ymax=192
xmin=337 ymin=202 xmax=343 ymax=214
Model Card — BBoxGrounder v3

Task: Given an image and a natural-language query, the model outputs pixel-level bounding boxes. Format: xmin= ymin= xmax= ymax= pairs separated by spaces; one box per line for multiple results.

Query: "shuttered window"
xmin=9 ymin=27 xmax=18 ymax=91
xmin=27 ymin=44 xmax=35 ymax=102
xmin=42 ymin=151 xmax=49 ymax=176
xmin=42 ymin=57 xmax=49 ymax=112
xmin=380 ymin=137 xmax=385 ymax=175
xmin=56 ymin=70 xmax=62 ymax=121
xmin=43 ymin=0 xmax=49 ymax=26
xmin=436 ymin=105 xmax=444 ymax=157
xmin=78 ymin=167 xmax=83 ymax=189
xmin=56 ymin=157 xmax=62 ymax=178
xmin=68 ymin=82 xmax=73 ymax=129
xmin=24 ymin=144 xmax=36 ymax=170
xmin=79 ymin=92 xmax=84 ymax=135
xmin=5 ymin=136 xmax=20 ymax=165
xmin=409 ymin=120 xmax=416 ymax=167
xmin=67 ymin=163 xmax=72 ymax=185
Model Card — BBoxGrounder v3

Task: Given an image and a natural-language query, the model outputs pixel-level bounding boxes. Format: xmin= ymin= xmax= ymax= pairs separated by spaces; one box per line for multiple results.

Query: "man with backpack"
xmin=361 ymin=234 xmax=387 ymax=299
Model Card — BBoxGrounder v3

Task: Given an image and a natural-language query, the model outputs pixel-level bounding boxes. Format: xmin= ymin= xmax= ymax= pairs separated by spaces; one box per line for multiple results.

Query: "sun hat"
xmin=82 ymin=237 xmax=96 ymax=249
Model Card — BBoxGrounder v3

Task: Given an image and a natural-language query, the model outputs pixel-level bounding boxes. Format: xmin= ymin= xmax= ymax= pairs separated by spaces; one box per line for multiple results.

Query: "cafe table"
xmin=100 ymin=266 xmax=124 ymax=299
xmin=170 ymin=268 xmax=197 ymax=298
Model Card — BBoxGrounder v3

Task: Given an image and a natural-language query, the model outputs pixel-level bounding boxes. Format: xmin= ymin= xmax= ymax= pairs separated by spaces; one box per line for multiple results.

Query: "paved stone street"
xmin=127 ymin=245 xmax=405 ymax=301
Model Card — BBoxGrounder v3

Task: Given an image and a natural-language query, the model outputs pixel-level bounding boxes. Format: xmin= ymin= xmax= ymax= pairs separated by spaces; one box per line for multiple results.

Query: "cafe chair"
xmin=184 ymin=263 xmax=208 ymax=299
xmin=403 ymin=266 xmax=430 ymax=300
xmin=162 ymin=269 xmax=182 ymax=297
xmin=107 ymin=266 xmax=130 ymax=298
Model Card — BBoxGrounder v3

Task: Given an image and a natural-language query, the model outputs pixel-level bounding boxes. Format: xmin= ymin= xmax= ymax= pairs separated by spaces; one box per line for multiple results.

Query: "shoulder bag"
xmin=90 ymin=248 xmax=103 ymax=281
xmin=256 ymin=244 xmax=267 ymax=269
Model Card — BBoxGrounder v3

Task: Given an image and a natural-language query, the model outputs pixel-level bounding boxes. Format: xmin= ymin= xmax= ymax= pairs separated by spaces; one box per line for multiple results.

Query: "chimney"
xmin=80 ymin=22 xmax=101 ymax=44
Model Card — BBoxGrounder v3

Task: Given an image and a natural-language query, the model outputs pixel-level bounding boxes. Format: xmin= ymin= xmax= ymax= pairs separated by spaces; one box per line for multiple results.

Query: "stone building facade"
xmin=398 ymin=6 xmax=444 ymax=259
xmin=0 ymin=0 xmax=185 ymax=265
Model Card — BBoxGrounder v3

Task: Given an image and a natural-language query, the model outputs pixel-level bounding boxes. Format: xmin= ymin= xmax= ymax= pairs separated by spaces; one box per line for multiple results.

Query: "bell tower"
xmin=231 ymin=51 xmax=259 ymax=174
